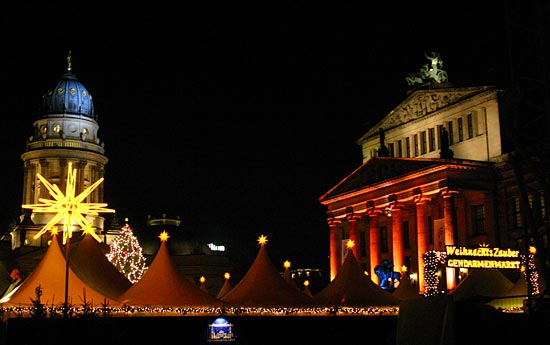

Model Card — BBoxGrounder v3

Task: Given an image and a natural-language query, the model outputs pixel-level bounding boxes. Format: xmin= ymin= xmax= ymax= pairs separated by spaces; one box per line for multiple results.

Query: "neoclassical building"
xmin=9 ymin=52 xmax=109 ymax=251
xmin=319 ymin=54 xmax=548 ymax=294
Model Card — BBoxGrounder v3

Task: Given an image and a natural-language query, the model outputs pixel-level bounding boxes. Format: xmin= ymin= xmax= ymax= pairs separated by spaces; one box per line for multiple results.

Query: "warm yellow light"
xmin=257 ymin=234 xmax=268 ymax=246
xmin=158 ymin=230 xmax=170 ymax=242
xmin=22 ymin=161 xmax=114 ymax=244
xmin=51 ymin=226 xmax=59 ymax=236
xmin=200 ymin=276 xmax=206 ymax=283
xmin=303 ymin=280 xmax=310 ymax=287
xmin=224 ymin=272 xmax=231 ymax=280
xmin=284 ymin=260 xmax=291 ymax=269
xmin=529 ymin=246 xmax=537 ymax=254
xmin=346 ymin=239 xmax=355 ymax=249
xmin=401 ymin=265 xmax=407 ymax=272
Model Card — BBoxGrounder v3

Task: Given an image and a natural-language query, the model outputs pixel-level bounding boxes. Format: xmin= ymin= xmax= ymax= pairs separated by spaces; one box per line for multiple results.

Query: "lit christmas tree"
xmin=106 ymin=219 xmax=148 ymax=283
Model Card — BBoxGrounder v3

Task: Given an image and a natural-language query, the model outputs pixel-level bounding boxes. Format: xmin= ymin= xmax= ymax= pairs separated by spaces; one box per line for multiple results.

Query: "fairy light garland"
xmin=423 ymin=250 xmax=447 ymax=297
xmin=106 ymin=221 xmax=148 ymax=283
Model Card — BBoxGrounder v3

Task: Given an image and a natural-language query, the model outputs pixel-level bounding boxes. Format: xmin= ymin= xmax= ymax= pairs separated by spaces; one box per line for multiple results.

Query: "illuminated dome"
xmin=40 ymin=54 xmax=96 ymax=119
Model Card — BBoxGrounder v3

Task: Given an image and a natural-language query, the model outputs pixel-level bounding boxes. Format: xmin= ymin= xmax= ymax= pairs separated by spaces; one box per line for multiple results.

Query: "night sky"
xmin=0 ymin=2 xmax=530 ymax=269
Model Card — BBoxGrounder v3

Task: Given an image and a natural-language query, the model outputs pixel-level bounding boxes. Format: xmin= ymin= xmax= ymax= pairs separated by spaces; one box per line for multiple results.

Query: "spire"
xmin=67 ymin=50 xmax=72 ymax=72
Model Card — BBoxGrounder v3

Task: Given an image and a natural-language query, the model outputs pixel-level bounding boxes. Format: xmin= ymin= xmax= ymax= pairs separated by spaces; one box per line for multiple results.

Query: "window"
xmin=458 ymin=117 xmax=464 ymax=142
xmin=467 ymin=113 xmax=474 ymax=139
xmin=397 ymin=140 xmax=403 ymax=158
xmin=389 ymin=143 xmax=395 ymax=157
xmin=514 ymin=197 xmax=523 ymax=228
xmin=380 ymin=226 xmax=388 ymax=253
xmin=405 ymin=137 xmax=411 ymax=157
xmin=360 ymin=231 xmax=367 ymax=257
xmin=371 ymin=148 xmax=377 ymax=158
xmin=437 ymin=125 xmax=443 ymax=149
xmin=413 ymin=134 xmax=419 ymax=156
xmin=420 ymin=131 xmax=427 ymax=154
xmin=447 ymin=121 xmax=454 ymax=145
xmin=472 ymin=205 xmax=486 ymax=235
xmin=403 ymin=221 xmax=410 ymax=249
xmin=428 ymin=128 xmax=436 ymax=152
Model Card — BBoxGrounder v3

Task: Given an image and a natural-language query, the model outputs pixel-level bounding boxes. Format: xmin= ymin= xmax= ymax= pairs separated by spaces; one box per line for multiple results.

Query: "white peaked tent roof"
xmin=220 ymin=242 xmax=313 ymax=307
xmin=487 ymin=271 xmax=547 ymax=310
xmin=119 ymin=238 xmax=225 ymax=307
xmin=314 ymin=250 xmax=399 ymax=307
xmin=69 ymin=233 xmax=132 ymax=301
xmin=392 ymin=270 xmax=421 ymax=301
xmin=449 ymin=268 xmax=514 ymax=301
xmin=0 ymin=233 xmax=119 ymax=307
xmin=283 ymin=265 xmax=300 ymax=291
xmin=216 ymin=275 xmax=232 ymax=299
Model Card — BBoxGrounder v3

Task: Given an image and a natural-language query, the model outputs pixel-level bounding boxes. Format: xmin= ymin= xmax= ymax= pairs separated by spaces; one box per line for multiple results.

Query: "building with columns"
xmin=319 ymin=54 xmax=549 ymax=295
xmin=1 ymin=53 xmax=236 ymax=295
xmin=9 ymin=52 xmax=108 ymax=252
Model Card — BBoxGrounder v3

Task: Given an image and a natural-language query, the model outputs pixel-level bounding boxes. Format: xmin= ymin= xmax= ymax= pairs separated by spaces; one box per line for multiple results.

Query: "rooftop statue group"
xmin=406 ymin=52 xmax=449 ymax=86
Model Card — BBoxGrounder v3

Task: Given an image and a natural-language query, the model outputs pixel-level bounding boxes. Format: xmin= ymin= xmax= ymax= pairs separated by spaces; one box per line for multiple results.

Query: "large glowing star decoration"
xmin=22 ymin=162 xmax=115 ymax=244
xmin=257 ymin=234 xmax=268 ymax=246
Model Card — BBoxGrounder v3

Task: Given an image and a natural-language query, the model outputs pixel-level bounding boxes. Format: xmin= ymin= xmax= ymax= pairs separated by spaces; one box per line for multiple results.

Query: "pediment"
xmin=320 ymin=157 xmax=440 ymax=200
xmin=320 ymin=157 xmax=494 ymax=202
xmin=360 ymin=85 xmax=495 ymax=140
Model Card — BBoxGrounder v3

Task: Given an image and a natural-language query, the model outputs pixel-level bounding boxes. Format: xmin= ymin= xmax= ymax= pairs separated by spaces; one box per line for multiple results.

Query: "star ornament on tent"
xmin=158 ymin=230 xmax=170 ymax=242
xmin=22 ymin=162 xmax=115 ymax=244
xmin=257 ymin=234 xmax=268 ymax=246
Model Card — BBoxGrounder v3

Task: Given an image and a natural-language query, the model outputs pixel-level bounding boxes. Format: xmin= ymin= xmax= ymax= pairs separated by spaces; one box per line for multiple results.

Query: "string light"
xmin=423 ymin=250 xmax=446 ymax=297
xmin=106 ymin=221 xmax=148 ymax=283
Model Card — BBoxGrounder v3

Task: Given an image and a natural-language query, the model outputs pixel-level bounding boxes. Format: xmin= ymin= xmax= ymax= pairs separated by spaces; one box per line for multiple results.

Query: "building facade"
xmin=319 ymin=56 xmax=549 ymax=295
xmin=9 ymin=52 xmax=108 ymax=251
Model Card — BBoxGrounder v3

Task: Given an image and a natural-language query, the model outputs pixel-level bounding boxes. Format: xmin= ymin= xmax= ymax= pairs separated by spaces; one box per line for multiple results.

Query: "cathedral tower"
xmin=10 ymin=52 xmax=108 ymax=249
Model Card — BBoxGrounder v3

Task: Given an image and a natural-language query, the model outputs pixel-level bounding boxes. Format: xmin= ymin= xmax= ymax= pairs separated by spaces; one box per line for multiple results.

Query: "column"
xmin=415 ymin=198 xmax=429 ymax=294
xmin=443 ymin=189 xmax=459 ymax=290
xmin=368 ymin=214 xmax=380 ymax=285
xmin=391 ymin=207 xmax=404 ymax=274
xmin=347 ymin=214 xmax=360 ymax=259
xmin=328 ymin=218 xmax=342 ymax=281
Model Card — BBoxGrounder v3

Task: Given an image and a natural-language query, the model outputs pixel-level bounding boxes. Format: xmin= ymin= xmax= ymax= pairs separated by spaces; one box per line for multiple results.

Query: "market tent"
xmin=392 ymin=270 xmax=421 ymax=302
xmin=313 ymin=249 xmax=399 ymax=307
xmin=487 ymin=271 xmax=547 ymax=310
xmin=449 ymin=268 xmax=514 ymax=302
xmin=0 ymin=232 xmax=119 ymax=308
xmin=69 ymin=233 xmax=132 ymax=301
xmin=216 ymin=273 xmax=232 ymax=299
xmin=220 ymin=237 xmax=313 ymax=307
xmin=283 ymin=262 xmax=301 ymax=291
xmin=119 ymin=233 xmax=225 ymax=307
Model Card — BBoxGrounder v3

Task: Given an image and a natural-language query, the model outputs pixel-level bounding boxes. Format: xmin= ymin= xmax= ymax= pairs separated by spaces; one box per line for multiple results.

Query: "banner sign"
xmin=445 ymin=245 xmax=521 ymax=269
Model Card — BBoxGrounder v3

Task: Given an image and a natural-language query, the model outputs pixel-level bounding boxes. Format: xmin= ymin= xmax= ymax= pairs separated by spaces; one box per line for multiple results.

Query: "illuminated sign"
xmin=445 ymin=245 xmax=521 ymax=269
xmin=208 ymin=243 xmax=226 ymax=252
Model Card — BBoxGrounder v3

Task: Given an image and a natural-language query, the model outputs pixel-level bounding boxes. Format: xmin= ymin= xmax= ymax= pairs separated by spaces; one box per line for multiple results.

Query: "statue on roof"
xmin=440 ymin=126 xmax=454 ymax=159
xmin=406 ymin=51 xmax=449 ymax=86
xmin=377 ymin=128 xmax=390 ymax=157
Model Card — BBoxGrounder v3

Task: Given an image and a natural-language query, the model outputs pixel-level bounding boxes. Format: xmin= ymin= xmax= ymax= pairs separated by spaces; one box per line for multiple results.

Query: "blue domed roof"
xmin=40 ymin=53 xmax=96 ymax=119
